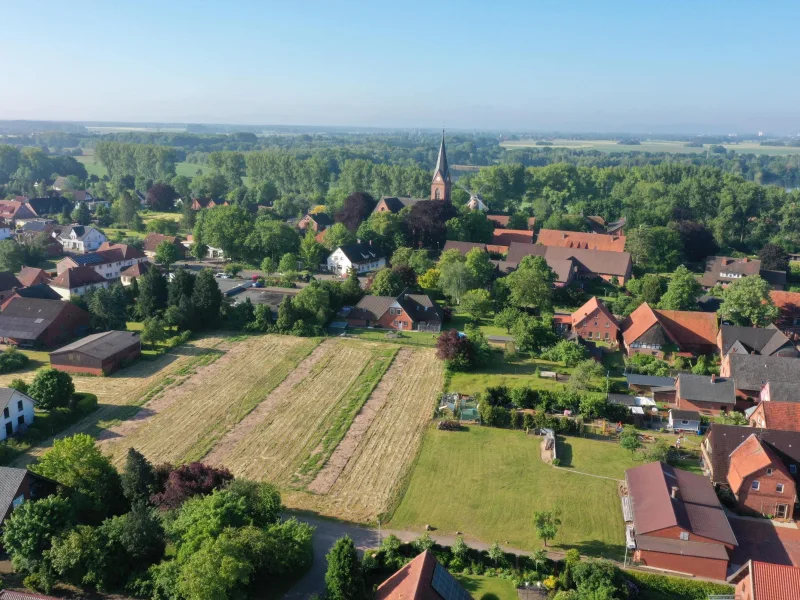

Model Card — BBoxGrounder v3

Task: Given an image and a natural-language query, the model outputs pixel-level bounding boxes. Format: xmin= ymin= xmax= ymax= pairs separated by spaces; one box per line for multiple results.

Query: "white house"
xmin=48 ymin=266 xmax=110 ymax=299
xmin=57 ymin=225 xmax=107 ymax=254
xmin=0 ymin=388 xmax=36 ymax=440
xmin=668 ymin=409 xmax=702 ymax=434
xmin=326 ymin=242 xmax=386 ymax=276
xmin=56 ymin=243 xmax=147 ymax=281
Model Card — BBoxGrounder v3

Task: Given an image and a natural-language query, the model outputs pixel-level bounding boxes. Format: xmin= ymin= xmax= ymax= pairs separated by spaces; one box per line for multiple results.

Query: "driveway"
xmin=729 ymin=515 xmax=800 ymax=570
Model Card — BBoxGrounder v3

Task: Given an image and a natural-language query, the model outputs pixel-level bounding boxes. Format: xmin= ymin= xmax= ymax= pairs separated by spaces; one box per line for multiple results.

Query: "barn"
xmin=50 ymin=330 xmax=142 ymax=375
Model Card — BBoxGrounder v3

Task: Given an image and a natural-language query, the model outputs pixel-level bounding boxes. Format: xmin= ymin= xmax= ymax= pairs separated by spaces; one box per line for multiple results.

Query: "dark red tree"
xmin=436 ymin=329 xmax=475 ymax=370
xmin=336 ymin=192 xmax=376 ymax=232
xmin=146 ymin=183 xmax=179 ymax=212
xmin=669 ymin=220 xmax=719 ymax=263
xmin=403 ymin=201 xmax=458 ymax=249
xmin=392 ymin=265 xmax=418 ymax=290
xmin=150 ymin=462 xmax=233 ymax=509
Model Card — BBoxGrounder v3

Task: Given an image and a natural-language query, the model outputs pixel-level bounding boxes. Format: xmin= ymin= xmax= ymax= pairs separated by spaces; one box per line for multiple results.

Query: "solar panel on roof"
xmin=431 ymin=563 xmax=471 ymax=600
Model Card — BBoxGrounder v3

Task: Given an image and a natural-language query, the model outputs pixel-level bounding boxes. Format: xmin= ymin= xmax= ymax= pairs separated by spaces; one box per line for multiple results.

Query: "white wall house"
xmin=327 ymin=243 xmax=386 ymax=276
xmin=668 ymin=409 xmax=701 ymax=434
xmin=57 ymin=226 xmax=107 ymax=253
xmin=0 ymin=388 xmax=36 ymax=440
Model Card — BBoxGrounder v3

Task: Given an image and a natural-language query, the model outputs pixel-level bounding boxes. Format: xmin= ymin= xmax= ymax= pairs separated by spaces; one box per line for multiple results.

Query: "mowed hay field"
xmin=389 ymin=426 xmax=626 ymax=557
xmin=102 ymin=334 xmax=321 ymax=466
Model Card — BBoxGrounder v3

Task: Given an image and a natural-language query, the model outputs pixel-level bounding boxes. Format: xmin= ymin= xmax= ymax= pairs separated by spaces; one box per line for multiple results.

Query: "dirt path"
xmin=307 ymin=348 xmax=411 ymax=495
xmin=203 ymin=340 xmax=332 ymax=467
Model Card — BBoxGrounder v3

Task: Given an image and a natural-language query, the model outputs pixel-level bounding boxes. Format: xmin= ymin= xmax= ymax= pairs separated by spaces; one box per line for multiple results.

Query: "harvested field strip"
xmin=283 ymin=348 xmax=444 ymax=523
xmin=107 ymin=335 xmax=320 ymax=466
xmin=213 ymin=340 xmax=395 ymax=485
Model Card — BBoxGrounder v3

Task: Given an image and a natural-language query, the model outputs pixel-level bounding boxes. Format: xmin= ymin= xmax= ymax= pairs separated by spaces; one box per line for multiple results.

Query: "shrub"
xmin=625 ymin=571 xmax=734 ymax=600
xmin=0 ymin=347 xmax=29 ymax=374
xmin=437 ymin=420 xmax=462 ymax=431
xmin=74 ymin=393 xmax=98 ymax=416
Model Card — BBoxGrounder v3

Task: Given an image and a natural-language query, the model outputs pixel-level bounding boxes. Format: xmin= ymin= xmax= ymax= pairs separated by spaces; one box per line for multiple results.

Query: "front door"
xmin=5 ymin=422 xmax=12 ymax=437
xmin=776 ymin=504 xmax=789 ymax=519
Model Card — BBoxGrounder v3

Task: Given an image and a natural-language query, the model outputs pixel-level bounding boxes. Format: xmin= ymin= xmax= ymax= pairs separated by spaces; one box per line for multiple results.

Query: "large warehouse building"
xmin=49 ymin=330 xmax=141 ymax=375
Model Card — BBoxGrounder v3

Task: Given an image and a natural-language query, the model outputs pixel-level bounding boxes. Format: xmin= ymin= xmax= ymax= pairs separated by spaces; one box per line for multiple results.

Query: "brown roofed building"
xmin=486 ymin=214 xmax=536 ymax=230
xmin=347 ymin=290 xmax=443 ymax=333
xmin=536 ymin=229 xmax=627 ymax=252
xmin=375 ymin=550 xmax=472 ymax=600
xmin=142 ymin=233 xmax=186 ymax=260
xmin=16 ymin=267 xmax=50 ymax=289
xmin=297 ymin=212 xmax=333 ymax=233
xmin=506 ymin=242 xmax=632 ymax=285
xmin=492 ymin=229 xmax=534 ymax=246
xmin=620 ymin=303 xmax=719 ymax=359
xmin=0 ymin=201 xmax=36 ymax=223
xmin=372 ymin=196 xmax=426 ymax=215
xmin=0 ymin=298 xmax=90 ymax=347
xmin=625 ymin=461 xmax=736 ymax=580
xmin=570 ymin=297 xmax=619 ymax=345
xmin=50 ymin=330 xmax=141 ymax=376
xmin=749 ymin=401 xmax=800 ymax=433
xmin=190 ymin=198 xmax=228 ymax=210
xmin=701 ymin=256 xmax=786 ymax=290
xmin=0 ymin=272 xmax=22 ymax=304
xmin=48 ymin=266 xmax=109 ymax=299
xmin=770 ymin=290 xmax=800 ymax=335
xmin=120 ymin=261 xmax=151 ymax=286
xmin=729 ymin=560 xmax=800 ymax=600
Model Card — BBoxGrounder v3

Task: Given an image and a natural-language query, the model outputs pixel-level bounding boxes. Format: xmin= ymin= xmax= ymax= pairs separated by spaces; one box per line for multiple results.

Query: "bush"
xmin=0 ymin=347 xmax=29 ymax=374
xmin=625 ymin=571 xmax=734 ymax=600
xmin=74 ymin=393 xmax=98 ymax=416
xmin=437 ymin=420 xmax=462 ymax=431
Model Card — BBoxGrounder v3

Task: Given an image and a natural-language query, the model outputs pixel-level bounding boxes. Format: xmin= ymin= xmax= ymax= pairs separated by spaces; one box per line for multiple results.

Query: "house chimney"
xmin=671 ymin=486 xmax=680 ymax=499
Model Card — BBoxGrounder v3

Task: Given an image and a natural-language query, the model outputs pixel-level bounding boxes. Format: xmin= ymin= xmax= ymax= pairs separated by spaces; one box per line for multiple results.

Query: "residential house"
xmin=190 ymin=198 xmax=228 ymax=210
xmin=729 ymin=560 xmax=800 ymax=600
xmin=19 ymin=219 xmax=56 ymax=234
xmin=48 ymin=266 xmax=109 ymax=299
xmin=120 ymin=261 xmax=151 ymax=286
xmin=749 ymin=401 xmax=800 ymax=433
xmin=625 ymin=461 xmax=737 ymax=580
xmin=717 ymin=324 xmax=798 ymax=359
xmin=17 ymin=228 xmax=63 ymax=257
xmin=620 ymin=302 xmax=719 ymax=359
xmin=586 ymin=215 xmax=626 ymax=236
xmin=506 ymin=242 xmax=633 ymax=285
xmin=721 ymin=353 xmax=800 ymax=400
xmin=374 ymin=550 xmax=472 ymax=600
xmin=759 ymin=381 xmax=800 ymax=403
xmin=486 ymin=214 xmax=536 ymax=229
xmin=0 ymin=466 xmax=58 ymax=528
xmin=50 ymin=331 xmax=141 ymax=375
xmin=0 ymin=272 xmax=22 ymax=304
xmin=442 ymin=240 xmax=510 ymax=257
xmin=326 ymin=242 xmax=386 ymax=276
xmin=570 ymin=297 xmax=619 ymax=345
xmin=346 ymin=290 xmax=443 ymax=332
xmin=0 ymin=388 xmax=36 ymax=440
xmin=625 ymin=374 xmax=677 ymax=401
xmin=142 ymin=233 xmax=186 ymax=260
xmin=770 ymin=290 xmax=800 ymax=336
xmin=297 ymin=212 xmax=333 ymax=233
xmin=536 ymin=229 xmax=627 ymax=252
xmin=183 ymin=234 xmax=224 ymax=259
xmin=700 ymin=256 xmax=786 ymax=290
xmin=57 ymin=243 xmax=147 ymax=280
xmin=674 ymin=373 xmax=737 ymax=416
xmin=16 ymin=267 xmax=51 ymax=288
xmin=0 ymin=284 xmax=62 ymax=310
xmin=491 ymin=229 xmax=534 ymax=246
xmin=0 ymin=298 xmax=89 ymax=347
xmin=668 ymin=409 xmax=701 ymax=434
xmin=727 ymin=433 xmax=796 ymax=520
xmin=0 ymin=200 xmax=36 ymax=224
xmin=372 ymin=196 xmax=425 ymax=215
xmin=56 ymin=225 xmax=107 ymax=253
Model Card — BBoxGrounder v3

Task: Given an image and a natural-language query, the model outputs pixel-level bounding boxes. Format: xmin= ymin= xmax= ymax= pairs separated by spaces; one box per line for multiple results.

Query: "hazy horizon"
xmin=3 ymin=0 xmax=799 ymax=134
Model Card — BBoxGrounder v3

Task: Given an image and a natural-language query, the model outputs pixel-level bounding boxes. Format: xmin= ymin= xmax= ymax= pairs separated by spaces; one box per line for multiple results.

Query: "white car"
xmin=215 ymin=272 xmax=231 ymax=279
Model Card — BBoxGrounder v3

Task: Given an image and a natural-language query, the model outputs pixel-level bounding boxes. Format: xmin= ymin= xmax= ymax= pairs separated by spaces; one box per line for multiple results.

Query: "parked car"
xmin=215 ymin=272 xmax=231 ymax=279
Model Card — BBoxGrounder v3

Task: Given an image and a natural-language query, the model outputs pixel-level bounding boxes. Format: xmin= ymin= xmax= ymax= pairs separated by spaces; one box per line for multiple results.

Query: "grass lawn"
xmin=453 ymin=574 xmax=518 ymax=600
xmin=448 ymin=312 xmax=507 ymax=338
xmin=141 ymin=210 xmax=182 ymax=223
xmin=103 ymin=227 xmax=146 ymax=240
xmin=31 ymin=258 xmax=59 ymax=272
xmin=76 ymin=155 xmax=207 ymax=180
xmin=389 ymin=426 xmax=626 ymax=558
xmin=556 ymin=435 xmax=638 ymax=479
xmin=16 ymin=349 xmax=50 ymax=372
xmin=447 ymin=353 xmax=571 ymax=395
xmin=345 ymin=327 xmax=438 ymax=347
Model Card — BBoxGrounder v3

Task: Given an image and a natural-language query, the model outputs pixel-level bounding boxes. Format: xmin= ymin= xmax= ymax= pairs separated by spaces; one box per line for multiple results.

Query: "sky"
xmin=2 ymin=0 xmax=799 ymax=133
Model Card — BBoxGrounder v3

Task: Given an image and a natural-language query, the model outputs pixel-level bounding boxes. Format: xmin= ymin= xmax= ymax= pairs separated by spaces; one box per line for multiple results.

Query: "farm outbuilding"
xmin=50 ymin=330 xmax=141 ymax=375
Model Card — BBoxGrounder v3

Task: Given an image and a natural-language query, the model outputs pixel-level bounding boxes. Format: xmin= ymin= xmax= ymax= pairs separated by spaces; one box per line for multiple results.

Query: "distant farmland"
xmin=76 ymin=154 xmax=208 ymax=179
xmin=502 ymin=138 xmax=800 ymax=156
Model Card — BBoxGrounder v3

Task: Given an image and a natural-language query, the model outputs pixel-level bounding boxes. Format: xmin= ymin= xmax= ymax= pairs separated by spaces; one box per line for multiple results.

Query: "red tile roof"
xmin=755 ymin=402 xmax=800 ymax=432
xmin=486 ymin=215 xmax=536 ymax=229
xmin=770 ymin=290 xmax=800 ymax=320
xmin=727 ymin=434 xmax=785 ymax=494
xmin=492 ymin=229 xmax=534 ymax=245
xmin=621 ymin=303 xmax=718 ymax=350
xmin=16 ymin=267 xmax=50 ymax=288
xmin=143 ymin=233 xmax=182 ymax=253
xmin=98 ymin=242 xmax=146 ymax=261
xmin=572 ymin=296 xmax=618 ymax=330
xmin=375 ymin=550 xmax=466 ymax=600
xmin=50 ymin=266 xmax=107 ymax=289
xmin=537 ymin=229 xmax=627 ymax=252
xmin=752 ymin=560 xmax=800 ymax=600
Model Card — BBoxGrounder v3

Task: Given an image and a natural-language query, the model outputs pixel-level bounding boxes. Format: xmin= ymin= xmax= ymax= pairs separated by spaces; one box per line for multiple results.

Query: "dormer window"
xmin=767 ymin=468 xmax=773 ymax=476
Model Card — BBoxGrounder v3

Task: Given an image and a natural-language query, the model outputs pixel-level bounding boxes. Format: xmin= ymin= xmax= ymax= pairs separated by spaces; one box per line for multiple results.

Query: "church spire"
xmin=431 ymin=130 xmax=451 ymax=201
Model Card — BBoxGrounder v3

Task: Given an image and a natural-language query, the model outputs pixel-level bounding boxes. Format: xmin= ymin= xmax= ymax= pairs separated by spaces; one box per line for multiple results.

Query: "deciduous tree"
xmin=659 ymin=265 xmax=702 ymax=310
xmin=28 ymin=368 xmax=74 ymax=410
xmin=532 ymin=509 xmax=561 ymax=547
xmin=719 ymin=275 xmax=779 ymax=326
xmin=325 ymin=536 xmax=365 ymax=600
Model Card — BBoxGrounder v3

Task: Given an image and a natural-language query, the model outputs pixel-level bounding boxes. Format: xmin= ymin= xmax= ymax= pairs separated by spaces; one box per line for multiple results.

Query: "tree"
xmin=719 ymin=275 xmax=779 ymax=326
xmin=321 ymin=222 xmax=356 ymax=251
xmin=439 ymin=261 xmax=475 ymax=305
xmin=532 ymin=509 xmax=561 ymax=547
xmin=506 ymin=255 xmax=555 ymax=311
xmin=136 ymin=266 xmax=168 ymax=319
xmin=168 ymin=267 xmax=195 ymax=307
xmin=336 ymin=192 xmax=376 ymax=232
xmin=541 ymin=340 xmax=588 ymax=367
xmin=494 ymin=307 xmax=522 ymax=333
xmin=461 ymin=289 xmax=492 ymax=319
xmin=2 ymin=495 xmax=75 ymax=575
xmin=32 ymin=433 xmax=126 ymax=521
xmin=121 ymin=448 xmax=156 ymax=505
xmin=191 ymin=269 xmax=222 ymax=325
xmin=465 ymin=248 xmax=495 ymax=288
xmin=669 ymin=221 xmax=719 ymax=263
xmin=278 ymin=253 xmax=298 ymax=275
xmin=87 ymin=284 xmax=128 ymax=331
xmin=436 ymin=329 xmax=476 ymax=371
xmin=659 ymin=265 xmax=702 ymax=310
xmin=626 ymin=225 xmax=683 ymax=272
xmin=512 ymin=314 xmax=556 ymax=354
xmin=567 ymin=359 xmax=603 ymax=392
xmin=299 ymin=229 xmax=325 ymax=271
xmin=638 ymin=274 xmax=664 ymax=305
xmin=451 ymin=536 xmax=468 ymax=559
xmin=488 ymin=541 xmax=504 ymax=566
xmin=28 ymin=368 xmax=75 ymax=410
xmin=417 ymin=268 xmax=440 ymax=291
xmin=142 ymin=317 xmax=167 ymax=349
xmin=150 ymin=462 xmax=234 ymax=510
xmin=155 ymin=241 xmax=179 ymax=272
xmin=758 ymin=243 xmax=789 ymax=272
xmin=413 ymin=533 xmax=435 ymax=552
xmin=71 ymin=202 xmax=91 ymax=225
xmin=370 ymin=268 xmax=404 ymax=297
xmin=643 ymin=438 xmax=671 ymax=463
xmin=620 ymin=426 xmax=642 ymax=454
xmin=111 ymin=191 xmax=140 ymax=228
xmin=324 ymin=536 xmax=365 ymax=600
xmin=146 ymin=183 xmax=178 ymax=211
xmin=0 ymin=239 xmax=25 ymax=272
xmin=260 ymin=256 xmax=275 ymax=276
xmin=197 ymin=205 xmax=254 ymax=261
xmin=445 ymin=211 xmax=493 ymax=244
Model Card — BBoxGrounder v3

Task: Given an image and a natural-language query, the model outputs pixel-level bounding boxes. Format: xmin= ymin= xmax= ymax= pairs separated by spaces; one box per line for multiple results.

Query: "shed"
xmin=50 ymin=330 xmax=141 ymax=375
xmin=668 ymin=409 xmax=702 ymax=434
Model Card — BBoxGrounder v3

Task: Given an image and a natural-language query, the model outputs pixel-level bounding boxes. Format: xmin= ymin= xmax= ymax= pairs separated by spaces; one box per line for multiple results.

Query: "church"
xmin=372 ymin=132 xmax=452 ymax=215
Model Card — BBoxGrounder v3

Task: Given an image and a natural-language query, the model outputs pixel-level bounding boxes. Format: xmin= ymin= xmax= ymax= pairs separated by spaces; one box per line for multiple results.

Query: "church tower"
xmin=430 ymin=130 xmax=451 ymax=202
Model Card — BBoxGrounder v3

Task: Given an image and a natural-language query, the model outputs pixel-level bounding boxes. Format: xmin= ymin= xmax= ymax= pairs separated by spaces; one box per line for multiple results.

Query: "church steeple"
xmin=431 ymin=130 xmax=451 ymax=202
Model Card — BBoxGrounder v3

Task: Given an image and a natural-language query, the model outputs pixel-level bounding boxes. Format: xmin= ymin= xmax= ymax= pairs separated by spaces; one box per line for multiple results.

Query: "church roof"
xmin=433 ymin=131 xmax=450 ymax=182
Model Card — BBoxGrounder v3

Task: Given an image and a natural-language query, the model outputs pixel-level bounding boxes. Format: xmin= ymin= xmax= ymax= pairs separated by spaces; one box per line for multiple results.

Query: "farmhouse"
xmin=729 ymin=560 xmax=800 ymax=600
xmin=569 ymin=296 xmax=619 ymax=344
xmin=536 ymin=229 xmax=627 ymax=252
xmin=491 ymin=228 xmax=534 ymax=245
xmin=749 ymin=401 xmax=800 ymax=433
xmin=48 ymin=266 xmax=109 ymax=299
xmin=326 ymin=242 xmax=386 ymax=276
xmin=674 ymin=373 xmax=737 ymax=416
xmin=668 ymin=409 xmax=701 ymax=434
xmin=50 ymin=330 xmax=141 ymax=375
xmin=720 ymin=353 xmax=800 ymax=399
xmin=717 ymin=324 xmax=797 ymax=359
xmin=506 ymin=242 xmax=633 ymax=285
xmin=297 ymin=212 xmax=332 ymax=233
xmin=56 ymin=225 xmax=107 ymax=253
xmin=0 ymin=272 xmax=22 ymax=304
xmin=120 ymin=260 xmax=152 ymax=286
xmin=0 ymin=200 xmax=36 ymax=224
xmin=16 ymin=266 xmax=51 ymax=288
xmin=620 ymin=302 xmax=718 ymax=359
xmin=770 ymin=290 xmax=800 ymax=335
xmin=347 ymin=290 xmax=442 ymax=332
xmin=0 ymin=284 xmax=62 ymax=310
xmin=142 ymin=233 xmax=186 ymax=260
xmin=625 ymin=461 xmax=737 ymax=580
xmin=0 ymin=297 xmax=90 ymax=347
xmin=0 ymin=388 xmax=36 ymax=440
xmin=0 ymin=466 xmax=57 ymax=528
xmin=374 ymin=550 xmax=470 ymax=600
xmin=700 ymin=256 xmax=786 ymax=290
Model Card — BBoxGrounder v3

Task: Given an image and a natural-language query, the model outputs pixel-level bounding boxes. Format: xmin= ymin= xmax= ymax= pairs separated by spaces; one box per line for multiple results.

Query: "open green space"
xmin=501 ymin=138 xmax=800 ymax=156
xmin=556 ymin=436 xmax=637 ymax=479
xmin=447 ymin=353 xmax=572 ymax=395
xmin=345 ymin=327 xmax=439 ymax=347
xmin=76 ymin=155 xmax=208 ymax=180
xmin=389 ymin=426 xmax=626 ymax=558
xmin=453 ymin=574 xmax=518 ymax=600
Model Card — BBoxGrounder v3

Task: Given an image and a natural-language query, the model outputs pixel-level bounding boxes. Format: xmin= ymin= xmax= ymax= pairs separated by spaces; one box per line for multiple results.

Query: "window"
xmin=751 ymin=481 xmax=760 ymax=491
xmin=16 ymin=416 xmax=23 ymax=425
xmin=2 ymin=407 xmax=8 ymax=419
xmin=605 ymin=321 xmax=610 ymax=327
xmin=792 ymin=465 xmax=797 ymax=474
xmin=777 ymin=483 xmax=785 ymax=493
xmin=12 ymin=494 xmax=24 ymax=509
xmin=767 ymin=468 xmax=773 ymax=476
xmin=604 ymin=332 xmax=609 ymax=339
xmin=587 ymin=331 xmax=592 ymax=338
xmin=679 ymin=532 xmax=689 ymax=541
xmin=16 ymin=400 xmax=22 ymax=411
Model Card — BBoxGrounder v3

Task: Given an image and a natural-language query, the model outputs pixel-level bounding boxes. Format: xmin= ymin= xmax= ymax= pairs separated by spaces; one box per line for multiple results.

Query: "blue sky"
xmin=2 ymin=0 xmax=798 ymax=133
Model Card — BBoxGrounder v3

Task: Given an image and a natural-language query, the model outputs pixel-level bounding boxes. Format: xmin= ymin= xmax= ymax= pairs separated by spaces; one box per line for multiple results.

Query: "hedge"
xmin=625 ymin=570 xmax=734 ymax=600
